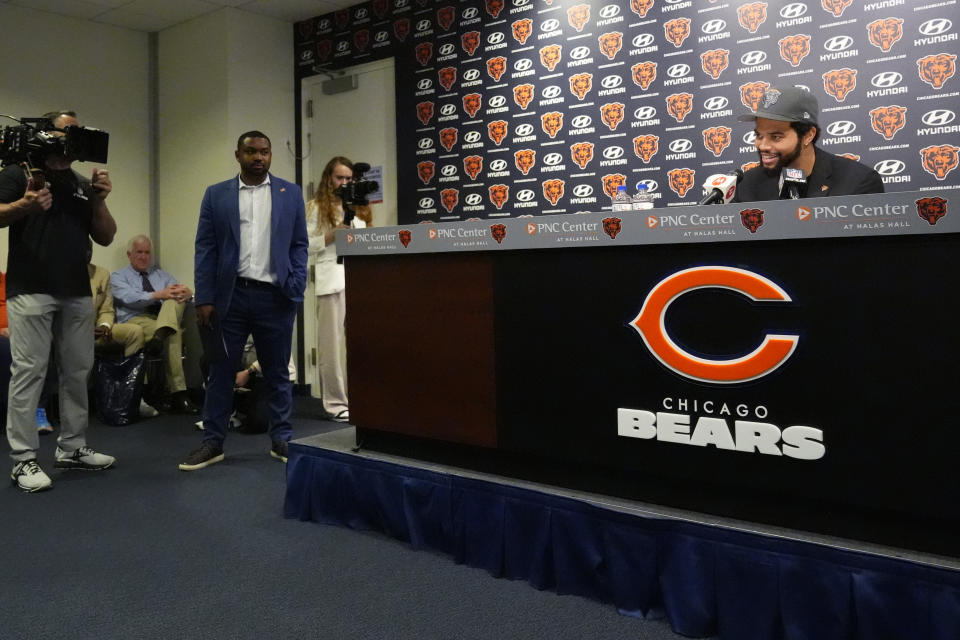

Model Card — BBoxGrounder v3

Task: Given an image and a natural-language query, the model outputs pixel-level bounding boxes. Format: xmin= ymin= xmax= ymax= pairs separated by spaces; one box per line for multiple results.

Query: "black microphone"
xmin=778 ymin=167 xmax=807 ymax=199
xmin=353 ymin=162 xmax=371 ymax=173
xmin=697 ymin=170 xmax=743 ymax=205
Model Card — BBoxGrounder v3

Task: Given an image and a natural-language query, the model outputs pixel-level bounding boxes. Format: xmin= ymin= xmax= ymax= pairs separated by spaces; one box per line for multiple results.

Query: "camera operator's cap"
xmin=738 ymin=85 xmax=818 ymax=125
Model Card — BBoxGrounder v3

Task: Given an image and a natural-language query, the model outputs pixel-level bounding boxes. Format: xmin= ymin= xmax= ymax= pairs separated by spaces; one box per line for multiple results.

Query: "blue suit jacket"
xmin=194 ymin=174 xmax=309 ymax=317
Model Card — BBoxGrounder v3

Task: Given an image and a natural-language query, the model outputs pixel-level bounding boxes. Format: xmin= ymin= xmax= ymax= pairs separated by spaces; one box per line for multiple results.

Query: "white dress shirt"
xmin=237 ymin=174 xmax=276 ymax=284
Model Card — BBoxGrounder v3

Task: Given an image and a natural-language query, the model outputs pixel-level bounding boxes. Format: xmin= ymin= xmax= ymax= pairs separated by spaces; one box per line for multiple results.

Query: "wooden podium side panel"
xmin=343 ymin=253 xmax=497 ymax=447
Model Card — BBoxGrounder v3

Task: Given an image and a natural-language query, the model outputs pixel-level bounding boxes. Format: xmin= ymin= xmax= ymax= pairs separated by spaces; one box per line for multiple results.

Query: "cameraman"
xmin=306 ymin=156 xmax=373 ymax=422
xmin=0 ymin=110 xmax=117 ymax=492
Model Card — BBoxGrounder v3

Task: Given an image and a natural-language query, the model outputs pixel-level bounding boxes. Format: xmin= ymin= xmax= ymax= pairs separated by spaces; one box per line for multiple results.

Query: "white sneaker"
xmin=54 ymin=446 xmax=115 ymax=471
xmin=11 ymin=460 xmax=53 ymax=492
xmin=139 ymin=400 xmax=159 ymax=418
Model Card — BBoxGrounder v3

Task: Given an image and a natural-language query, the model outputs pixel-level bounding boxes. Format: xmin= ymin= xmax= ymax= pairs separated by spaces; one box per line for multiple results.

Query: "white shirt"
xmin=306 ymin=200 xmax=366 ymax=296
xmin=237 ymin=174 xmax=276 ymax=284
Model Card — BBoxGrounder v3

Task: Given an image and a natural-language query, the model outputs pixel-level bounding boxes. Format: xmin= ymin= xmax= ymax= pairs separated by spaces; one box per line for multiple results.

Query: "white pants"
xmin=315 ymin=290 xmax=348 ymax=416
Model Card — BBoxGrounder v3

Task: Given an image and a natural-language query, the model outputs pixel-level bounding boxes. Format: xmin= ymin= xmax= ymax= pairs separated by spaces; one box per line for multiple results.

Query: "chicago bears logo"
xmin=664 ymin=18 xmax=691 ymax=48
xmin=512 ymin=19 xmax=533 ymax=45
xmin=416 ymin=101 xmax=435 ymax=125
xmin=630 ymin=0 xmax=654 ymax=18
xmin=821 ymin=0 xmax=853 ymax=18
xmin=920 ymin=144 xmax=960 ymax=180
xmin=487 ymin=56 xmax=507 ymax=81
xmin=569 ymin=73 xmax=593 ymax=100
xmin=666 ymin=93 xmax=693 ymax=122
xmin=738 ymin=3 xmax=767 ymax=33
xmin=543 ymin=179 xmax=564 ymax=206
xmin=600 ymin=103 xmax=625 ymax=131
xmin=464 ymin=155 xmax=483 ymax=180
xmin=703 ymin=126 xmax=732 ymax=157
xmin=567 ymin=4 xmax=590 ymax=32
xmin=489 ymin=185 xmax=509 ymax=209
xmin=838 ymin=153 xmax=861 ymax=162
xmin=602 ymin=217 xmax=622 ymax=239
xmin=488 ymin=120 xmax=508 ymax=145
xmin=918 ymin=54 xmax=957 ymax=90
xmin=415 ymin=42 xmax=433 ymax=66
xmin=486 ymin=0 xmax=504 ymax=18
xmin=740 ymin=208 xmax=764 ymax=233
xmin=515 ymin=149 xmax=536 ymax=175
xmin=439 ymin=128 xmax=458 ymax=152
xmin=417 ymin=161 xmax=435 ymax=184
xmin=741 ymin=161 xmax=761 ymax=172
xmin=632 ymin=62 xmax=657 ymax=89
xmin=633 ymin=135 xmax=659 ymax=162
xmin=317 ymin=40 xmax=333 ymax=61
xmin=462 ymin=31 xmax=480 ymax=56
xmin=916 ymin=197 xmax=947 ymax=225
xmin=869 ymin=106 xmax=907 ymax=141
xmin=438 ymin=67 xmax=457 ymax=92
xmin=463 ymin=94 xmax=482 ymax=118
xmin=440 ymin=189 xmax=459 ymax=213
xmin=540 ymin=45 xmax=562 ymax=71
xmin=823 ymin=68 xmax=857 ymax=101
xmin=778 ymin=34 xmax=810 ymax=68
xmin=570 ymin=142 xmax=595 ymax=169
xmin=354 ymin=30 xmax=370 ymax=52
xmin=398 ymin=230 xmax=412 ymax=248
xmin=490 ymin=223 xmax=507 ymax=243
xmin=598 ymin=32 xmax=623 ymax=61
xmin=668 ymin=168 xmax=695 ymax=197
xmin=373 ymin=0 xmax=389 ymax=19
xmin=867 ymin=18 xmax=903 ymax=52
xmin=740 ymin=81 xmax=771 ymax=110
xmin=602 ymin=174 xmax=627 ymax=199
xmin=437 ymin=6 xmax=455 ymax=30
xmin=335 ymin=9 xmax=350 ymax=29
xmin=513 ymin=84 xmax=535 ymax=109
xmin=542 ymin=112 xmax=563 ymax=138
xmin=701 ymin=49 xmax=729 ymax=80
xmin=394 ymin=18 xmax=411 ymax=42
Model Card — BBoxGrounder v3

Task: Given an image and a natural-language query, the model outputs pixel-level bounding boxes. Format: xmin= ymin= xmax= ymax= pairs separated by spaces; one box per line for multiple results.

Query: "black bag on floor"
xmin=94 ymin=351 xmax=146 ymax=426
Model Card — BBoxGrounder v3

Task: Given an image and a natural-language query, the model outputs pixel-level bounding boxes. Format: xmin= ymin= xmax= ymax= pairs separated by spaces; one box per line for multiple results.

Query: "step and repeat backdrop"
xmin=295 ymin=0 xmax=960 ymax=224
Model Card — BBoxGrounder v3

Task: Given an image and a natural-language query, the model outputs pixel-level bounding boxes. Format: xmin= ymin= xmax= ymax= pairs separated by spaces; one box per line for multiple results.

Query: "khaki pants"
xmin=95 ymin=322 xmax=144 ymax=357
xmin=127 ymin=299 xmax=186 ymax=393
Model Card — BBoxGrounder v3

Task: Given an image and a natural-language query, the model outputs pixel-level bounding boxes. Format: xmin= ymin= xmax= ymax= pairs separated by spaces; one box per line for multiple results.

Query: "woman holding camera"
xmin=306 ymin=156 xmax=373 ymax=422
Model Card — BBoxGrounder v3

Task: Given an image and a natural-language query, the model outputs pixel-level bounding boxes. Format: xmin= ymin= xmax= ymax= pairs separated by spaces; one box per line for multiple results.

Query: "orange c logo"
xmin=630 ymin=266 xmax=798 ymax=384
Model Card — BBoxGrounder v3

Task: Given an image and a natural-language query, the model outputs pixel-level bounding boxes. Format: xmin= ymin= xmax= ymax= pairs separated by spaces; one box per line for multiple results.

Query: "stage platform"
xmin=285 ymin=428 xmax=960 ymax=640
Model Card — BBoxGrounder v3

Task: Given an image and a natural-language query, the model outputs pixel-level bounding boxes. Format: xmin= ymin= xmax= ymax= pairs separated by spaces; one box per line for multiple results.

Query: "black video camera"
xmin=335 ymin=162 xmax=378 ymax=224
xmin=0 ymin=116 xmax=109 ymax=169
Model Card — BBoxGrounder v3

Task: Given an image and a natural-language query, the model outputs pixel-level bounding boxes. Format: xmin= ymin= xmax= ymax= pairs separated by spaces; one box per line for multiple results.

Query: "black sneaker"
xmin=178 ymin=443 xmax=224 ymax=471
xmin=270 ymin=440 xmax=289 ymax=463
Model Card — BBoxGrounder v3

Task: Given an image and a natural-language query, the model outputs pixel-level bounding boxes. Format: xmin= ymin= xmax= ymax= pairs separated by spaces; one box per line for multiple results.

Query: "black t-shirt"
xmin=0 ymin=163 xmax=93 ymax=298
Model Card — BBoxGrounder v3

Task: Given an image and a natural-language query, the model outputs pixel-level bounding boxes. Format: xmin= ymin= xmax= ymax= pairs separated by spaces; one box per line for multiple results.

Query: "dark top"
xmin=732 ymin=147 xmax=885 ymax=203
xmin=0 ymin=164 xmax=93 ymax=298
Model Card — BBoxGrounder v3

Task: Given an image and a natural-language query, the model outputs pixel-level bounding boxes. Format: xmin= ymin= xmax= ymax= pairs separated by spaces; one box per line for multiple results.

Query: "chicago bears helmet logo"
xmin=438 ymin=67 xmax=457 ymax=92
xmin=513 ymin=84 xmax=535 ymax=109
xmin=668 ymin=168 xmax=696 ymax=197
xmin=602 ymin=217 xmax=622 ymax=239
xmin=417 ymin=161 xmax=435 ymax=184
xmin=570 ymin=142 xmax=595 ymax=169
xmin=633 ymin=135 xmax=659 ymax=162
xmin=489 ymin=185 xmax=509 ymax=209
xmin=542 ymin=112 xmax=563 ymax=138
xmin=542 ymin=179 xmax=564 ymax=206
xmin=738 ymin=3 xmax=767 ymax=33
xmin=740 ymin=81 xmax=771 ymax=110
xmin=917 ymin=54 xmax=957 ymax=90
xmin=602 ymin=173 xmax=627 ymax=198
xmin=488 ymin=120 xmax=508 ymax=145
xmin=630 ymin=0 xmax=654 ymax=18
xmin=512 ymin=19 xmax=533 ymax=45
xmin=600 ymin=103 xmax=625 ymax=131
xmin=823 ymin=68 xmax=857 ymax=101
xmin=632 ymin=62 xmax=657 ymax=89
xmin=741 ymin=160 xmax=761 ymax=172
xmin=598 ymin=32 xmax=623 ymax=61
xmin=778 ymin=35 xmax=811 ymax=68
xmin=486 ymin=0 xmax=504 ymax=18
xmin=666 ymin=93 xmax=694 ymax=122
xmin=464 ymin=155 xmax=483 ymax=180
xmin=416 ymin=101 xmax=435 ymax=125
xmin=437 ymin=6 xmax=455 ymax=30
xmin=701 ymin=49 xmax=730 ymax=80
xmin=740 ymin=208 xmax=764 ymax=233
xmin=439 ymin=127 xmax=458 ymax=152
xmin=540 ymin=45 xmax=562 ymax=71
xmin=394 ymin=18 xmax=411 ymax=42
xmin=490 ymin=223 xmax=507 ymax=243
xmin=869 ymin=106 xmax=907 ymax=141
xmin=567 ymin=5 xmax=591 ymax=32
xmin=440 ymin=189 xmax=459 ymax=213
xmin=462 ymin=31 xmax=481 ymax=56
xmin=398 ymin=230 xmax=412 ymax=248
xmin=373 ymin=0 xmax=389 ymax=19
xmin=821 ymin=0 xmax=853 ymax=18
xmin=569 ymin=73 xmax=593 ymax=100
xmin=515 ymin=149 xmax=536 ymax=174
xmin=920 ymin=144 xmax=960 ymax=180
xmin=317 ymin=40 xmax=333 ymax=61
xmin=867 ymin=18 xmax=903 ymax=52
xmin=664 ymin=18 xmax=691 ymax=48
xmin=415 ymin=42 xmax=433 ymax=66
xmin=354 ymin=30 xmax=370 ymax=52
xmin=916 ymin=197 xmax=947 ymax=225
xmin=703 ymin=126 xmax=732 ymax=157
xmin=462 ymin=94 xmax=482 ymax=118
xmin=487 ymin=56 xmax=507 ymax=81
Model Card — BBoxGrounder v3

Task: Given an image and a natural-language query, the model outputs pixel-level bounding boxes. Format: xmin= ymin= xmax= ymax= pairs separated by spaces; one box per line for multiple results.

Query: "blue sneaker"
xmin=37 ymin=408 xmax=53 ymax=435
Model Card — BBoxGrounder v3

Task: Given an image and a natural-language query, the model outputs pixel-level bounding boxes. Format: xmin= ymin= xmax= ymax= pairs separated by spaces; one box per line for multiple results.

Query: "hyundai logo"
xmin=598 ymin=5 xmax=620 ymax=18
xmin=632 ymin=33 xmax=655 ymax=48
xmin=419 ymin=137 xmax=435 ymax=149
xmin=601 ymin=75 xmax=623 ymax=89
xmin=337 ymin=41 xmax=350 ymax=52
xmin=742 ymin=131 xmax=756 ymax=144
xmin=826 ymin=120 xmax=856 ymax=136
xmin=487 ymin=32 xmax=505 ymax=44
xmin=318 ymin=19 xmax=331 ymax=30
xmin=489 ymin=159 xmax=508 ymax=171
xmin=440 ymin=104 xmax=457 ymax=116
xmin=823 ymin=35 xmax=854 ymax=51
xmin=355 ymin=8 xmax=368 ymax=18
xmin=740 ymin=50 xmax=767 ymax=65
xmin=419 ymin=198 xmax=435 ymax=208
xmin=603 ymin=146 xmax=625 ymax=159
xmin=780 ymin=3 xmax=807 ymax=18
xmin=871 ymin=71 xmax=903 ymax=88
xmin=541 ymin=19 xmax=560 ymax=31
xmin=544 ymin=153 xmax=564 ymax=165
xmin=542 ymin=85 xmax=562 ymax=98
xmin=488 ymin=96 xmax=507 ymax=108
xmin=922 ymin=109 xmax=956 ymax=126
xmin=441 ymin=164 xmax=457 ymax=176
xmin=463 ymin=69 xmax=480 ymax=81
xmin=513 ymin=0 xmax=532 ymax=6
xmin=394 ymin=0 xmax=409 ymax=8
xmin=464 ymin=131 xmax=482 ymax=143
xmin=571 ymin=46 xmax=591 ymax=60
xmin=300 ymin=50 xmax=313 ymax=61
xmin=515 ymin=124 xmax=535 ymax=136
xmin=416 ymin=19 xmax=431 ymax=31
xmin=919 ymin=18 xmax=952 ymax=36
xmin=514 ymin=58 xmax=533 ymax=71
xmin=669 ymin=139 xmax=693 ymax=153
xmin=667 ymin=63 xmax=691 ymax=78
xmin=572 ymin=184 xmax=593 ymax=197
xmin=375 ymin=31 xmax=389 ymax=42
xmin=664 ymin=0 xmax=684 ymax=4
xmin=439 ymin=43 xmax=455 ymax=55
xmin=702 ymin=19 xmax=726 ymax=34
xmin=417 ymin=78 xmax=434 ymax=90
xmin=874 ymin=159 xmax=906 ymax=175
xmin=462 ymin=7 xmax=478 ymax=19
xmin=637 ymin=179 xmax=658 ymax=191
xmin=517 ymin=189 xmax=536 ymax=202
xmin=703 ymin=96 xmax=729 ymax=111
xmin=465 ymin=194 xmax=483 ymax=205
xmin=571 ymin=115 xmax=592 ymax=128
xmin=634 ymin=106 xmax=657 ymax=120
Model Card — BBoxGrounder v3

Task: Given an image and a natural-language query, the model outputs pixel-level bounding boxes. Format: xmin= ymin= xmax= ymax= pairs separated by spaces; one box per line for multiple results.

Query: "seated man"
xmin=110 ymin=234 xmax=198 ymax=414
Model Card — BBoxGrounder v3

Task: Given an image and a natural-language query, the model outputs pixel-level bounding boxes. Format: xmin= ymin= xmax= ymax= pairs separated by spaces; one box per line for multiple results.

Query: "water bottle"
xmin=632 ymin=184 xmax=654 ymax=211
xmin=612 ymin=185 xmax=632 ymax=212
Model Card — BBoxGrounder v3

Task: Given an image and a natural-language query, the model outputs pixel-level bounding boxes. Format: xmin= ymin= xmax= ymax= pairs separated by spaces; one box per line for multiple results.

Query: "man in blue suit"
xmin=179 ymin=131 xmax=308 ymax=471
